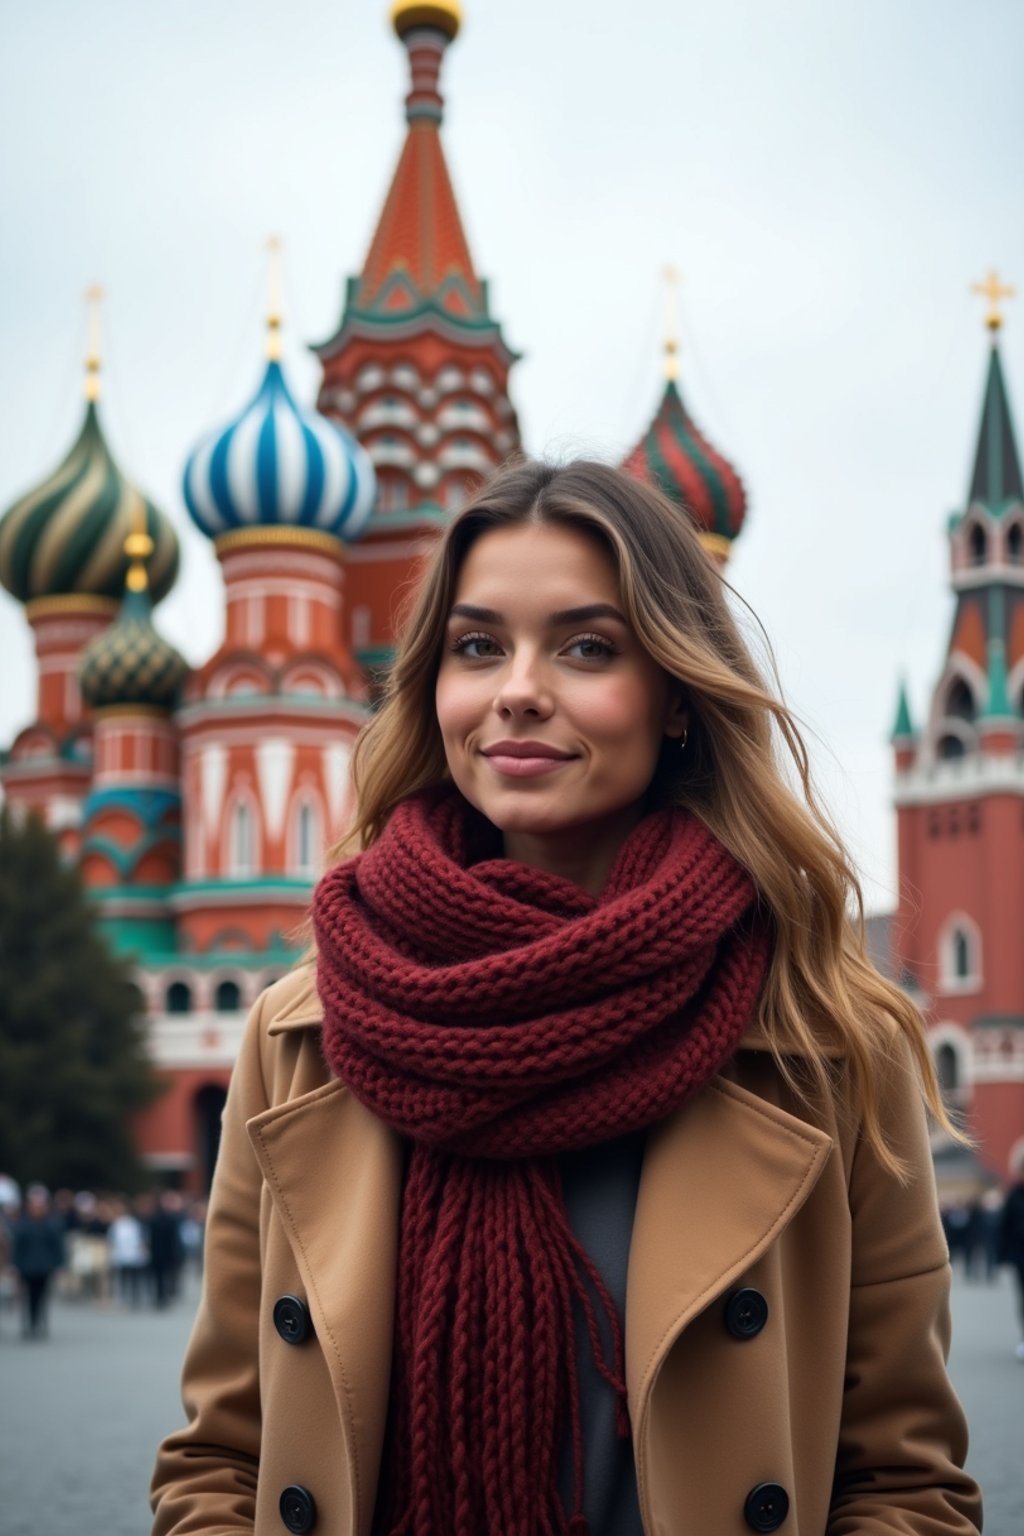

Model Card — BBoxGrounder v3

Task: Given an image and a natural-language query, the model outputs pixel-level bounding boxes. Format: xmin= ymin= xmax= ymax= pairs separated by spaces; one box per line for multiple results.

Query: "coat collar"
xmin=266 ymin=966 xmax=321 ymax=1033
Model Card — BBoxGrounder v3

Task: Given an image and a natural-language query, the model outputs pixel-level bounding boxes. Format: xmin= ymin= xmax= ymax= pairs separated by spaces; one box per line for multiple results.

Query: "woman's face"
xmin=435 ymin=520 xmax=687 ymax=864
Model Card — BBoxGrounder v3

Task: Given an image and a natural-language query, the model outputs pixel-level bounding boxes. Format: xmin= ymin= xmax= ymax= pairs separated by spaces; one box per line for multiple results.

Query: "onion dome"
xmin=623 ymin=270 xmax=747 ymax=562
xmin=183 ymin=356 xmax=377 ymax=543
xmin=623 ymin=378 xmax=748 ymax=560
xmin=79 ymin=522 xmax=188 ymax=710
xmin=184 ymin=243 xmax=376 ymax=544
xmin=0 ymin=399 xmax=179 ymax=606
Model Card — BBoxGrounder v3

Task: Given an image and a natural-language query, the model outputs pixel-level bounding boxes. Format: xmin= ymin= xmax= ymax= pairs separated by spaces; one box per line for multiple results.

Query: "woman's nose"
xmin=492 ymin=654 xmax=553 ymax=719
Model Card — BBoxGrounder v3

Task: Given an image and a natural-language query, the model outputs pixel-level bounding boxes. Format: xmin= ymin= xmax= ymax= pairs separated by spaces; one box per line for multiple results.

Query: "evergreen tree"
xmin=0 ymin=806 xmax=162 ymax=1191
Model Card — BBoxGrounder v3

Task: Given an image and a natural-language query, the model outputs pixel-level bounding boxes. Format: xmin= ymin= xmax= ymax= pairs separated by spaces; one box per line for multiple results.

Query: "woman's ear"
xmin=663 ymin=691 xmax=689 ymax=741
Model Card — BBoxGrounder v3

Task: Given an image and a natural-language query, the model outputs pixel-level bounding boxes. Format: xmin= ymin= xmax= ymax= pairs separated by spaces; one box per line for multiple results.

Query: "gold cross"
xmin=971 ymin=269 xmax=1015 ymax=332
xmin=267 ymin=235 xmax=283 ymax=361
xmin=663 ymin=264 xmax=682 ymax=381
xmin=83 ymin=283 xmax=104 ymax=400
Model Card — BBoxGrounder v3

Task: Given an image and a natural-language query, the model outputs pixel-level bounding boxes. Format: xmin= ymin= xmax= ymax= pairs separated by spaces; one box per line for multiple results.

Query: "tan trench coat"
xmin=151 ymin=968 xmax=982 ymax=1535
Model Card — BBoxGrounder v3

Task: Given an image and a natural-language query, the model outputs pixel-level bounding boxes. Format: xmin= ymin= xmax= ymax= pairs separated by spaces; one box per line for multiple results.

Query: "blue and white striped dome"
xmin=183 ymin=359 xmax=376 ymax=542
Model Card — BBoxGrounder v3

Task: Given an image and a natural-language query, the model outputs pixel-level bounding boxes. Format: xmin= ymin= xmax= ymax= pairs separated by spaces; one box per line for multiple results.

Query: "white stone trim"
xmin=148 ymin=1011 xmax=248 ymax=1069
xmin=894 ymin=752 xmax=1024 ymax=804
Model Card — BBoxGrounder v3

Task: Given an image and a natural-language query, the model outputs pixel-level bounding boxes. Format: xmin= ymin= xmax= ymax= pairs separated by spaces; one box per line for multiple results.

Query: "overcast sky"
xmin=1 ymin=0 xmax=1022 ymax=911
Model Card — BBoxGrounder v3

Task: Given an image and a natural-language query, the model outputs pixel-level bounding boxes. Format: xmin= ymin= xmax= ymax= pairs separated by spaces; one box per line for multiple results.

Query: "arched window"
xmin=194 ymin=1084 xmax=229 ymax=1192
xmin=166 ymin=981 xmax=192 ymax=1015
xmin=230 ymin=801 xmax=255 ymax=877
xmin=939 ymin=914 xmax=981 ymax=991
xmin=214 ymin=979 xmax=242 ymax=1012
xmin=945 ymin=678 xmax=975 ymax=722
xmin=937 ymin=734 xmax=966 ymax=760
xmin=968 ymin=522 xmax=988 ymax=566
xmin=1007 ymin=521 xmax=1024 ymax=564
xmin=293 ymin=799 xmax=320 ymax=879
xmin=952 ymin=928 xmax=971 ymax=980
xmin=935 ymin=1042 xmax=959 ymax=1094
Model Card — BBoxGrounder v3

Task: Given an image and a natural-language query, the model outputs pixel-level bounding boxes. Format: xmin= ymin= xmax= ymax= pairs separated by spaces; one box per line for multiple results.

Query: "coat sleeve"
xmin=827 ymin=1039 xmax=983 ymax=1535
xmin=150 ymin=990 xmax=271 ymax=1535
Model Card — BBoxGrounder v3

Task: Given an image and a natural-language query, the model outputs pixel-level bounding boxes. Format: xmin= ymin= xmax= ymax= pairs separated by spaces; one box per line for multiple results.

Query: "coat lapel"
xmin=625 ymin=1073 xmax=833 ymax=1432
xmin=246 ymin=1059 xmax=403 ymax=1536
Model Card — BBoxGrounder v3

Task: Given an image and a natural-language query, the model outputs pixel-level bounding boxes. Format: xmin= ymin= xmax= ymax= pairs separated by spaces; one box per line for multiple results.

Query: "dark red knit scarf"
xmin=314 ymin=786 xmax=770 ymax=1536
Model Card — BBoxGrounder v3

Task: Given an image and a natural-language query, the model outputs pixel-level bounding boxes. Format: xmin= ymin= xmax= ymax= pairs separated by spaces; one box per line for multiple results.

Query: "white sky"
xmin=1 ymin=0 xmax=1022 ymax=912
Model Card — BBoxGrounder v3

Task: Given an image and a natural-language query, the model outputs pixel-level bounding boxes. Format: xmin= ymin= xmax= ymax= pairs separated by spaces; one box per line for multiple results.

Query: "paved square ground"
xmin=0 ymin=1266 xmax=1019 ymax=1533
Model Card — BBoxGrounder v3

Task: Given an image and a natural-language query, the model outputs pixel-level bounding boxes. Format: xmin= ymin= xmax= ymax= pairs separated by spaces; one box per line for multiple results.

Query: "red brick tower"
xmin=892 ymin=272 xmax=1024 ymax=1179
xmin=314 ymin=0 xmax=521 ymax=682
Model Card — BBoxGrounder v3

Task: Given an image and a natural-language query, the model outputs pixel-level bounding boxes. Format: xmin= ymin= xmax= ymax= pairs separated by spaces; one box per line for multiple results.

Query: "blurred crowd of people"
xmin=0 ymin=1173 xmax=206 ymax=1340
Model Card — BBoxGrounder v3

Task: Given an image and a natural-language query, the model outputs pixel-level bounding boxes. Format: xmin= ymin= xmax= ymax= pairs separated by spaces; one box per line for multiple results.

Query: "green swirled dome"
xmin=0 ymin=401 xmax=179 ymax=605
xmin=79 ymin=583 xmax=189 ymax=710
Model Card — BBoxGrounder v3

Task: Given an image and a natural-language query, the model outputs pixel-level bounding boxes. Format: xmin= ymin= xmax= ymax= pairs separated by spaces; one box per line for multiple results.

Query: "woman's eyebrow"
xmin=448 ymin=602 xmax=628 ymax=626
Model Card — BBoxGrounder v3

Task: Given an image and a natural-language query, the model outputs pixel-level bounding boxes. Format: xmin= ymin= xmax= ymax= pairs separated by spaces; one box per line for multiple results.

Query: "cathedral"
xmin=1 ymin=1 xmax=1019 ymax=1193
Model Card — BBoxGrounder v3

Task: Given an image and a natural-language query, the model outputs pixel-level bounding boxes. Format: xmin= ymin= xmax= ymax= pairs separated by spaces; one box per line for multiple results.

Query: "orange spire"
xmin=353 ymin=8 xmax=484 ymax=320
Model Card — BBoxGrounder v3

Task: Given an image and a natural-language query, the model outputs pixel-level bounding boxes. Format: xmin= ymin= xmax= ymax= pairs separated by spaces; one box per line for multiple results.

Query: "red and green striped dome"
xmin=623 ymin=379 xmax=747 ymax=560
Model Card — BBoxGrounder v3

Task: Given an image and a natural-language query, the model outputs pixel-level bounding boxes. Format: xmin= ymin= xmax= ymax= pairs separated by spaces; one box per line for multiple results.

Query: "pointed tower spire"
xmin=313 ymin=3 xmax=521 ymax=680
xmin=340 ymin=2 xmax=484 ymax=321
xmin=967 ymin=270 xmax=1021 ymax=510
xmin=890 ymin=678 xmax=915 ymax=741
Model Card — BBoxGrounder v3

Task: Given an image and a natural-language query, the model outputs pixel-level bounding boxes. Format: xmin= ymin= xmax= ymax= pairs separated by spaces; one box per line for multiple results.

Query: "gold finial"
xmin=123 ymin=495 xmax=154 ymax=593
xmin=390 ymin=1 xmax=462 ymax=42
xmin=84 ymin=284 xmax=104 ymax=401
xmin=971 ymin=269 xmax=1015 ymax=333
xmin=663 ymin=265 xmax=681 ymax=382
xmin=266 ymin=235 xmax=283 ymax=361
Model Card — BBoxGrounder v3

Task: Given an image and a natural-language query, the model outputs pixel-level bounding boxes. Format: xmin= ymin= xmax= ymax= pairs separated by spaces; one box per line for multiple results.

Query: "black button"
xmin=279 ymin=1484 xmax=317 ymax=1533
xmin=273 ymin=1295 xmax=313 ymax=1345
xmin=744 ymin=1482 xmax=789 ymax=1532
xmin=724 ymin=1287 xmax=768 ymax=1340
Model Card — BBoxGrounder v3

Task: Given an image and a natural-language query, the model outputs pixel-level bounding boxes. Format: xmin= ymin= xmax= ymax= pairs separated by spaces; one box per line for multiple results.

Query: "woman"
xmin=152 ymin=459 xmax=982 ymax=1535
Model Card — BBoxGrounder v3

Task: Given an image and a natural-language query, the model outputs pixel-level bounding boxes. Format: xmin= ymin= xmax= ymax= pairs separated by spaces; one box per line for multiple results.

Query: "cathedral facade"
xmin=6 ymin=3 xmax=1016 ymax=1196
xmin=0 ymin=2 xmax=745 ymax=1190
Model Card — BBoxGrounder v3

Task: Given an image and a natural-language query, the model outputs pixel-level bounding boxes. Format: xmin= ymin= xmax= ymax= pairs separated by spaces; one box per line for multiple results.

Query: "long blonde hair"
xmin=330 ymin=457 xmax=958 ymax=1174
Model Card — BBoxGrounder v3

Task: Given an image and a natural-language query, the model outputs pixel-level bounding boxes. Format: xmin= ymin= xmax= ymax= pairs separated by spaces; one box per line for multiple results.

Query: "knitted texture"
xmin=315 ymin=786 xmax=770 ymax=1536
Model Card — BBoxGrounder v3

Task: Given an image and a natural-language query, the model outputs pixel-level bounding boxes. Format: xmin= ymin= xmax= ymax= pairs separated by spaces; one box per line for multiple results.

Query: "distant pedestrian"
xmin=998 ymin=1159 xmax=1024 ymax=1360
xmin=979 ymin=1187 xmax=1003 ymax=1282
xmin=107 ymin=1200 xmax=149 ymax=1308
xmin=66 ymin=1190 xmax=111 ymax=1301
xmin=0 ymin=1171 xmax=20 ymax=1212
xmin=178 ymin=1199 xmax=206 ymax=1280
xmin=147 ymin=1192 xmax=184 ymax=1309
xmin=11 ymin=1185 xmax=65 ymax=1339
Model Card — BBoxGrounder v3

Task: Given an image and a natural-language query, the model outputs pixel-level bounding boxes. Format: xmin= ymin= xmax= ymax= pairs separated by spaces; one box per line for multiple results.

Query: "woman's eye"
xmin=450 ymin=631 xmax=503 ymax=659
xmin=565 ymin=633 xmax=617 ymax=661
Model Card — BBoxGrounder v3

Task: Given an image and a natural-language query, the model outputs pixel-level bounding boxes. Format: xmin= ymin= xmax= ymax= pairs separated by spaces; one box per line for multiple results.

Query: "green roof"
xmin=967 ymin=344 xmax=1023 ymax=514
xmin=890 ymin=678 xmax=916 ymax=740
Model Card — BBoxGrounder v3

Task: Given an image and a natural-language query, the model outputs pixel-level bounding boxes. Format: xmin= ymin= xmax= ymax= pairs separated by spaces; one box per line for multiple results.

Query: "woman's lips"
xmin=484 ymin=753 xmax=575 ymax=778
xmin=481 ymin=743 xmax=577 ymax=778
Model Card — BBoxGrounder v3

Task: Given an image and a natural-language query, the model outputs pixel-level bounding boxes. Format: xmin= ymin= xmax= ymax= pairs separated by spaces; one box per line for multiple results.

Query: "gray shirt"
xmin=559 ymin=1133 xmax=646 ymax=1536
